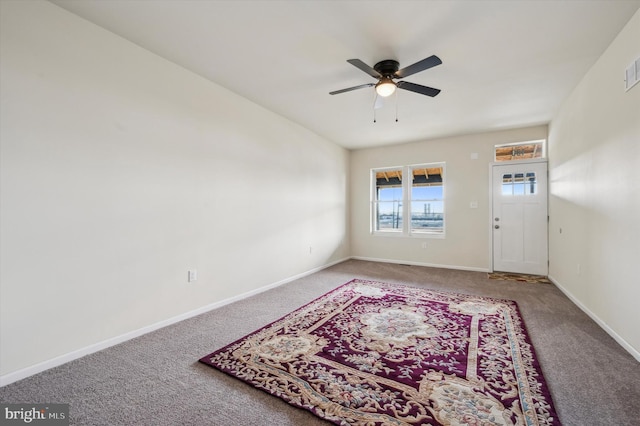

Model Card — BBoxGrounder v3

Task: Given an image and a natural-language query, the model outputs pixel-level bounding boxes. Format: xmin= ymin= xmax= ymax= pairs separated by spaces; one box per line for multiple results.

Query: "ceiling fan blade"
xmin=394 ymin=55 xmax=442 ymax=79
xmin=396 ymin=81 xmax=441 ymax=97
xmin=347 ymin=59 xmax=382 ymax=79
xmin=329 ymin=83 xmax=375 ymax=95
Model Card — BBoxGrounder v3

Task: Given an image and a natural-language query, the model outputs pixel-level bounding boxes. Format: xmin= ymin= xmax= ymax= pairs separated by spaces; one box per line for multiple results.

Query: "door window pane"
xmin=502 ymin=172 xmax=537 ymax=196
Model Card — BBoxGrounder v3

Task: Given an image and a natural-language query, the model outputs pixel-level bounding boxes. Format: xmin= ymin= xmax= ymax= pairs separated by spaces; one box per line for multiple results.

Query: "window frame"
xmin=370 ymin=162 xmax=446 ymax=238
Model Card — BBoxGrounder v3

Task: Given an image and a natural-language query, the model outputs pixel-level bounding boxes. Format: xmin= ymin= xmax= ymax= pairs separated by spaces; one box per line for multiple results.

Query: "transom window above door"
xmin=494 ymin=140 xmax=545 ymax=162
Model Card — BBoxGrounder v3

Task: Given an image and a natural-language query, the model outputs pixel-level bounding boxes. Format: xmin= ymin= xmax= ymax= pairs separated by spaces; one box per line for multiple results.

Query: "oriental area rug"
xmin=199 ymin=279 xmax=560 ymax=425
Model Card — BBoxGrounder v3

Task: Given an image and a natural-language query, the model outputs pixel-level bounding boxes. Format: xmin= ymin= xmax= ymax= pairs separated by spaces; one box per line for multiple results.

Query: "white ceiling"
xmin=51 ymin=0 xmax=639 ymax=150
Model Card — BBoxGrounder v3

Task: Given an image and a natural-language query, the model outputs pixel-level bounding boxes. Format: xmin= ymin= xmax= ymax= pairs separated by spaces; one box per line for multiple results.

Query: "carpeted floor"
xmin=1 ymin=260 xmax=639 ymax=425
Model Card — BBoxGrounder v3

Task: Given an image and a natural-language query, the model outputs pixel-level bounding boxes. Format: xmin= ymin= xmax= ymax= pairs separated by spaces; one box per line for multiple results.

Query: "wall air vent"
xmin=624 ymin=57 xmax=640 ymax=91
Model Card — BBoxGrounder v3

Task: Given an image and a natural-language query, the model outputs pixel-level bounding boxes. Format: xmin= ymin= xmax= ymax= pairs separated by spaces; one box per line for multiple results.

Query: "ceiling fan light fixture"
xmin=375 ymin=78 xmax=396 ymax=97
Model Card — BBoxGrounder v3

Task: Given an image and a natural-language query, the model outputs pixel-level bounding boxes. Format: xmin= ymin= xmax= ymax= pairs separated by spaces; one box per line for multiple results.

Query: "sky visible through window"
xmin=377 ymin=185 xmax=443 ymax=231
xmin=377 ymin=186 xmax=443 ymax=214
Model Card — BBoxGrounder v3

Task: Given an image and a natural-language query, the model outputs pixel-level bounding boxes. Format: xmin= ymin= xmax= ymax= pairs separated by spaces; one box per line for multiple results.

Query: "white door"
xmin=492 ymin=161 xmax=548 ymax=275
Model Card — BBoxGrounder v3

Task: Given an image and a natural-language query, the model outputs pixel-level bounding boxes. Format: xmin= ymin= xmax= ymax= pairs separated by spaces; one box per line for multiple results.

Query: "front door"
xmin=492 ymin=161 xmax=548 ymax=275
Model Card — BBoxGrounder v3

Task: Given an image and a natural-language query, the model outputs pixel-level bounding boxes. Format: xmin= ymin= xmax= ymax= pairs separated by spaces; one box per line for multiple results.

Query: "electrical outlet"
xmin=188 ymin=270 xmax=197 ymax=282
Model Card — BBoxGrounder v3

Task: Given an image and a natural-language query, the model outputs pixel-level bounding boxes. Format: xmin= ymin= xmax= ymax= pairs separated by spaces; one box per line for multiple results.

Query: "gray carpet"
xmin=1 ymin=260 xmax=638 ymax=425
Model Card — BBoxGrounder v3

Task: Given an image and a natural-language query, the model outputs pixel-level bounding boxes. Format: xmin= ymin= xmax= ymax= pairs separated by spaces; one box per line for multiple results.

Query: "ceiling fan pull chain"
xmin=395 ymin=90 xmax=399 ymax=122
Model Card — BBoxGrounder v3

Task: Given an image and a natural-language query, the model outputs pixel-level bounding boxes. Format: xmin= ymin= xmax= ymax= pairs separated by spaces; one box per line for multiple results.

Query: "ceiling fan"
xmin=329 ymin=55 xmax=442 ymax=98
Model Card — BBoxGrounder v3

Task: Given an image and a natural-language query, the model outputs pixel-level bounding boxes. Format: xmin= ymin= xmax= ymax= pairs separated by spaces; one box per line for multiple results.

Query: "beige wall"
xmin=350 ymin=126 xmax=548 ymax=271
xmin=0 ymin=1 xmax=349 ymax=379
xmin=548 ymin=10 xmax=640 ymax=359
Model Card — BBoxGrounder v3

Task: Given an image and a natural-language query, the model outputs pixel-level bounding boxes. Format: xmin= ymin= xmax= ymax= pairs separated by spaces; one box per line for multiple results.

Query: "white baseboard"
xmin=548 ymin=274 xmax=640 ymax=362
xmin=350 ymin=256 xmax=490 ymax=273
xmin=0 ymin=257 xmax=349 ymax=387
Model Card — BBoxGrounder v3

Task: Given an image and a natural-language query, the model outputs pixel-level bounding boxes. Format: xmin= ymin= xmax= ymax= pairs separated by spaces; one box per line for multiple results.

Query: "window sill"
xmin=372 ymin=231 xmax=445 ymax=239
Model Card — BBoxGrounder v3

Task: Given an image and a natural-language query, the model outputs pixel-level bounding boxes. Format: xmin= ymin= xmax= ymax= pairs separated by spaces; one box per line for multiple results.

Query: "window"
xmin=494 ymin=140 xmax=545 ymax=162
xmin=371 ymin=163 xmax=445 ymax=237
xmin=502 ymin=172 xmax=537 ymax=196
xmin=373 ymin=168 xmax=404 ymax=232
xmin=410 ymin=167 xmax=444 ymax=233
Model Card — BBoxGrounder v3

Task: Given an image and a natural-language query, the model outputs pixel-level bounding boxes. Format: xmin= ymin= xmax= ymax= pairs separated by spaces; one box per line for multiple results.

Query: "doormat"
xmin=200 ymin=279 xmax=560 ymax=425
xmin=488 ymin=271 xmax=552 ymax=284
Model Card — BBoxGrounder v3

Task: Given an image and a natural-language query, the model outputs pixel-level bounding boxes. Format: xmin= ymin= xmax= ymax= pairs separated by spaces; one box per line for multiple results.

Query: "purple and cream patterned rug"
xmin=199 ymin=279 xmax=560 ymax=425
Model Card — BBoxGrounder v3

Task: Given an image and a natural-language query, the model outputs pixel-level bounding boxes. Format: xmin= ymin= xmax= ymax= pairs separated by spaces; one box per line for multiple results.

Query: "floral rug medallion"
xmin=200 ymin=279 xmax=560 ymax=425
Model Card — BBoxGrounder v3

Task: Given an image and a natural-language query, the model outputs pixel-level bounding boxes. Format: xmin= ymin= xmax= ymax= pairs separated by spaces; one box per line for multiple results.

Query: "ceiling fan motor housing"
xmin=374 ymin=60 xmax=400 ymax=77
